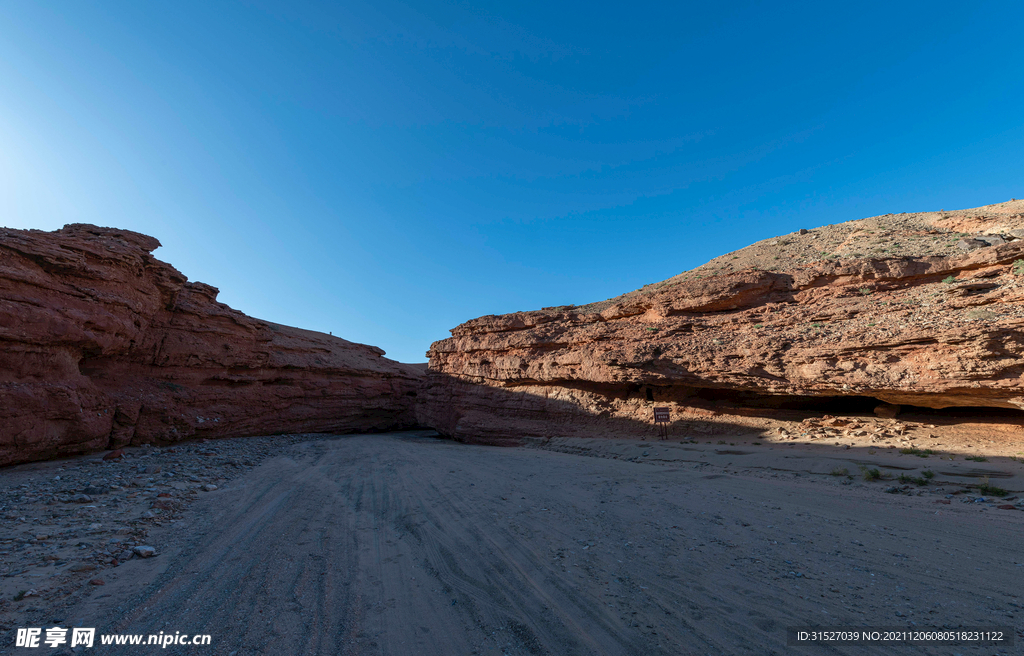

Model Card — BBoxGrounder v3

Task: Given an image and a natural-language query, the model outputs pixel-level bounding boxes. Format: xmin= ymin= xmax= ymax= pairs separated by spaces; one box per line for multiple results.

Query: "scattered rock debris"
xmin=0 ymin=432 xmax=330 ymax=630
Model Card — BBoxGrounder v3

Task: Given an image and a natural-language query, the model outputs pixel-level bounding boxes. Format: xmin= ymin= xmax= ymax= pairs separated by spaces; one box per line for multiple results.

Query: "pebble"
xmin=133 ymin=545 xmax=157 ymax=558
xmin=203 ymin=484 xmax=218 ymax=491
xmin=89 ymin=578 xmax=105 ymax=586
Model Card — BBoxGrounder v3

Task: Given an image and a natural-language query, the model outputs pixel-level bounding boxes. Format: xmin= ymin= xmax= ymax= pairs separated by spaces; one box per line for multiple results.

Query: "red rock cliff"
xmin=421 ymin=200 xmax=1024 ymax=442
xmin=0 ymin=224 xmax=422 ymax=466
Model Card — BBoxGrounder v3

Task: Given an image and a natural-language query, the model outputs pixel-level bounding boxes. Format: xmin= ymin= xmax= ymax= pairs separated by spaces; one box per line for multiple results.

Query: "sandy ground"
xmin=2 ymin=430 xmax=1023 ymax=655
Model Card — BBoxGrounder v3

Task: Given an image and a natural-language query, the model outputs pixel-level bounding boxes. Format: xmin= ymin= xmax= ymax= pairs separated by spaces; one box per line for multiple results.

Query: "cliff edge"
xmin=0 ymin=224 xmax=422 ymax=466
xmin=421 ymin=200 xmax=1024 ymax=442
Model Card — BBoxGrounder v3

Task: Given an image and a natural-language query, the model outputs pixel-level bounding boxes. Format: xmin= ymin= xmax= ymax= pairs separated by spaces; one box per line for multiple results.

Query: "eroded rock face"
xmin=0 ymin=224 xmax=422 ymax=466
xmin=422 ymin=200 xmax=1024 ymax=442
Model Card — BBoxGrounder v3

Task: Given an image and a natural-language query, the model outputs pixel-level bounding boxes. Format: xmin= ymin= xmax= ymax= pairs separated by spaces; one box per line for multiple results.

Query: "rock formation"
xmin=0 ymin=224 xmax=421 ymax=466
xmin=421 ymin=200 xmax=1024 ymax=443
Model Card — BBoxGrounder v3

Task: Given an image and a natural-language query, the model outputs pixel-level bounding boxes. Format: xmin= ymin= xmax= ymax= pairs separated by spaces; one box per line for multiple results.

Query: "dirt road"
xmin=41 ymin=433 xmax=1024 ymax=654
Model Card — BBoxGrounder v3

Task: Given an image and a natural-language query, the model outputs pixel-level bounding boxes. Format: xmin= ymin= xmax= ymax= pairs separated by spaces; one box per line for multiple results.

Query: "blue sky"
xmin=2 ymin=1 xmax=1023 ymax=363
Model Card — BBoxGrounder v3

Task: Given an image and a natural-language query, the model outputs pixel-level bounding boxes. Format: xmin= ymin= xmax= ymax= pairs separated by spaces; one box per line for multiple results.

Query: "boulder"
xmin=976 ymin=234 xmax=1007 ymax=247
xmin=873 ymin=404 xmax=901 ymax=419
xmin=956 ymin=238 xmax=989 ymax=252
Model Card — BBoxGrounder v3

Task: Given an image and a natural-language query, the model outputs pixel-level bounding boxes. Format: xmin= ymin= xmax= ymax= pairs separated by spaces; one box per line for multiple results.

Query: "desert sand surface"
xmin=3 ymin=430 xmax=1021 ymax=655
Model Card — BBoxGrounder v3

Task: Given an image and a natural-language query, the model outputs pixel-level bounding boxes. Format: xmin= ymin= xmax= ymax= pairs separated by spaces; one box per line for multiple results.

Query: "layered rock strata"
xmin=422 ymin=200 xmax=1024 ymax=442
xmin=0 ymin=224 xmax=421 ymax=466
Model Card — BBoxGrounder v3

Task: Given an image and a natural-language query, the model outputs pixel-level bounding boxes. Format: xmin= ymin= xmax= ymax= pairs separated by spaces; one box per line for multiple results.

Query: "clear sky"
xmin=2 ymin=1 xmax=1023 ymax=363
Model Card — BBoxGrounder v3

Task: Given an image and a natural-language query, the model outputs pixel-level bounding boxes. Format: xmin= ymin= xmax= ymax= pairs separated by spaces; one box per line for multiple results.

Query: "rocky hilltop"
xmin=0 ymin=224 xmax=421 ymax=466
xmin=422 ymin=200 xmax=1024 ymax=443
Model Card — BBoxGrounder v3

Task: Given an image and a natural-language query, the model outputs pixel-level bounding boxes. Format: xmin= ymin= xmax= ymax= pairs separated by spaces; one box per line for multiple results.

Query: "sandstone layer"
xmin=0 ymin=224 xmax=421 ymax=466
xmin=422 ymin=200 xmax=1024 ymax=443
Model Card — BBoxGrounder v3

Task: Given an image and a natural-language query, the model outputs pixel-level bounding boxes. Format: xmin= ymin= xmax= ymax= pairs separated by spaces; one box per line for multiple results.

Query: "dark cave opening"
xmin=606 ymin=382 xmax=1024 ymax=420
xmin=516 ymin=380 xmax=1024 ymax=421
xmin=685 ymin=387 xmax=1024 ymax=419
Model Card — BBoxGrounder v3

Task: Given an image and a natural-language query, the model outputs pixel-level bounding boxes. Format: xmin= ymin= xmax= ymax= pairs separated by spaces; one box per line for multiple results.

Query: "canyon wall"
xmin=0 ymin=224 xmax=422 ymax=466
xmin=421 ymin=201 xmax=1024 ymax=443
xmin=7 ymin=201 xmax=1024 ymax=463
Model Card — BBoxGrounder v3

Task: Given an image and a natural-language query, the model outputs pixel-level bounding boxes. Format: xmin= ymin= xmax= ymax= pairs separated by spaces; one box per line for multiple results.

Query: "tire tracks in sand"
xmin=67 ymin=432 xmax=1022 ymax=655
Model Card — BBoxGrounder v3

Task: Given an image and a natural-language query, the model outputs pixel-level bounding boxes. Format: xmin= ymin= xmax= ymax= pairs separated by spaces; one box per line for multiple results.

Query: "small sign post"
xmin=653 ymin=407 xmax=670 ymax=440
